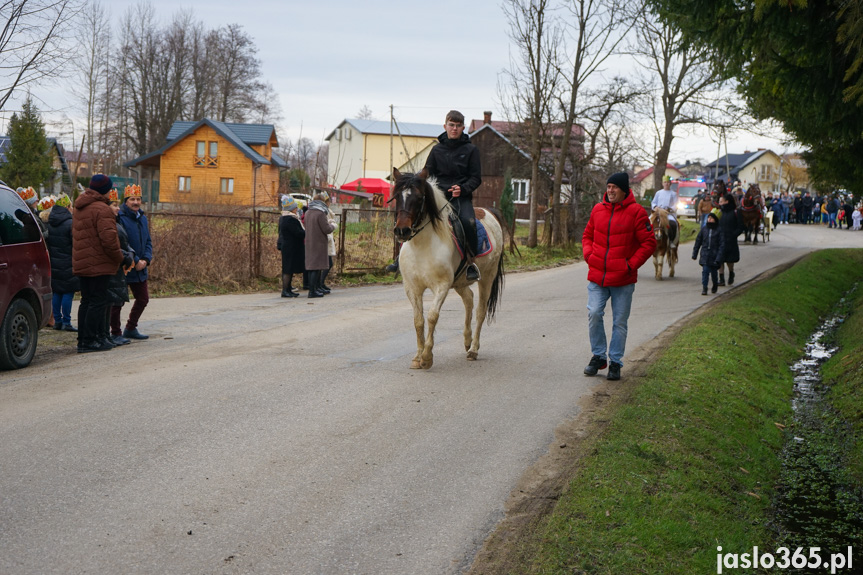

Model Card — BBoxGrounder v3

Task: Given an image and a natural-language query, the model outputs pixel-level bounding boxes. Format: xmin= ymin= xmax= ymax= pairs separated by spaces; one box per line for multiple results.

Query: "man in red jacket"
xmin=582 ymin=172 xmax=657 ymax=380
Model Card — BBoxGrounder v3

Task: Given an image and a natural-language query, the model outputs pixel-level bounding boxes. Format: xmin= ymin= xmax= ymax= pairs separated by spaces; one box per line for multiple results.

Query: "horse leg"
xmin=668 ymin=246 xmax=677 ymax=277
xmin=465 ymin=278 xmax=494 ymax=361
xmin=407 ymin=290 xmax=426 ymax=369
xmin=654 ymin=252 xmax=664 ymax=280
xmin=455 ymin=285 xmax=474 ymax=352
xmin=419 ymin=288 xmax=449 ymax=369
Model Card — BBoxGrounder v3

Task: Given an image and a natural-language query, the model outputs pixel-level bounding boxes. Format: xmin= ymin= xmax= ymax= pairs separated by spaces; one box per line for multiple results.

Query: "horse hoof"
xmin=467 ymin=351 xmax=478 ymax=360
xmin=669 ymin=270 xmax=675 ymax=277
xmin=410 ymin=359 xmax=422 ymax=369
xmin=421 ymin=360 xmax=433 ymax=370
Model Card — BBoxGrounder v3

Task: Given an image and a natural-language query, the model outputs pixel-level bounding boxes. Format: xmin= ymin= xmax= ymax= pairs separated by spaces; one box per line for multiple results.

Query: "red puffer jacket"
xmin=582 ymin=191 xmax=657 ymax=287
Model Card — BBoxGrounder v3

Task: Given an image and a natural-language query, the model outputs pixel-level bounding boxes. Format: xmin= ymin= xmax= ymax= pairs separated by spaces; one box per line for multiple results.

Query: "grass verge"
xmin=504 ymin=248 xmax=863 ymax=574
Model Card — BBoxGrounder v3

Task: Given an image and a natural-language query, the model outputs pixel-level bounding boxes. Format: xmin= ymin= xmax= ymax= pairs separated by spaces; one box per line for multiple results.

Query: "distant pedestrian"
xmin=72 ymin=174 xmax=124 ymax=353
xmin=304 ymin=194 xmax=336 ymax=298
xmin=116 ymin=185 xmax=153 ymax=340
xmin=692 ymin=212 xmax=725 ymax=295
xmin=106 ymin=191 xmax=135 ymax=347
xmin=581 ymin=172 xmax=656 ymax=381
xmin=46 ymin=193 xmax=79 ymax=332
xmin=277 ymin=195 xmax=305 ymax=298
xmin=718 ymin=193 xmax=743 ymax=286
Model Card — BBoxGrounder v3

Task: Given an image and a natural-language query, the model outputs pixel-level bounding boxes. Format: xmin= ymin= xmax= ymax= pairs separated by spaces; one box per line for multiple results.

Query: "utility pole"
xmin=390 ymin=105 xmax=394 ymax=178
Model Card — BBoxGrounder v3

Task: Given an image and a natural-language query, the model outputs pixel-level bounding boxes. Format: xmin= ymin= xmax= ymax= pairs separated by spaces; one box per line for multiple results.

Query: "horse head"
xmin=391 ymin=168 xmax=444 ymax=241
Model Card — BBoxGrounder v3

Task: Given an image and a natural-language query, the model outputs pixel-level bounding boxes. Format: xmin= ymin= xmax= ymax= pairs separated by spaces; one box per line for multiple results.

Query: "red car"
xmin=0 ymin=183 xmax=52 ymax=369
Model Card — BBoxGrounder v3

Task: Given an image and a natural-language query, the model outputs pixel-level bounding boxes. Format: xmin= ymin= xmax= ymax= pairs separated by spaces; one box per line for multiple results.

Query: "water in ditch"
xmin=773 ymin=293 xmax=863 ymax=572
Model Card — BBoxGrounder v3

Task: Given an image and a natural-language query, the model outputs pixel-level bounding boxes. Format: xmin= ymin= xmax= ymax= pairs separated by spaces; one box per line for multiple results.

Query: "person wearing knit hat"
xmin=277 ymin=195 xmax=305 ymax=297
xmin=72 ymin=173 xmax=124 ymax=352
xmin=691 ymin=211 xmax=725 ymax=295
xmin=581 ymin=171 xmax=657 ymax=381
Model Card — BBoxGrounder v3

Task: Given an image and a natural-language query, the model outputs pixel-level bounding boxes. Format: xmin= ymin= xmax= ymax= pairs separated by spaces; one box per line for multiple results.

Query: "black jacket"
xmin=46 ymin=206 xmax=80 ymax=294
xmin=718 ymin=205 xmax=743 ymax=263
xmin=423 ymin=132 xmax=482 ymax=201
xmin=107 ymin=220 xmax=135 ymax=306
xmin=278 ymin=214 xmax=306 ymax=274
xmin=693 ymin=224 xmax=725 ymax=268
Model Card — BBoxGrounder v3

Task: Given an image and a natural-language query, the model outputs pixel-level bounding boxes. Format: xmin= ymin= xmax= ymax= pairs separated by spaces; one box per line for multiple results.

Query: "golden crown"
xmin=124 ymin=184 xmax=142 ymax=198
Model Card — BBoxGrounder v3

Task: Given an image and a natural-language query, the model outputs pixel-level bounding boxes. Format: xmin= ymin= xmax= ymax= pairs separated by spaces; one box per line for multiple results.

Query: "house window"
xmin=512 ymin=179 xmax=530 ymax=204
xmin=209 ymin=141 xmax=218 ymax=157
xmin=196 ymin=141 xmax=205 ymax=156
xmin=220 ymin=178 xmax=234 ymax=194
xmin=178 ymin=176 xmax=191 ymax=192
xmin=760 ymin=164 xmax=773 ymax=180
xmin=195 ymin=140 xmax=218 ymax=167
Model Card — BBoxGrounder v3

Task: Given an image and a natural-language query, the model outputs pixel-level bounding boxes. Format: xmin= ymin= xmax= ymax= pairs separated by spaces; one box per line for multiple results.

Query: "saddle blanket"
xmin=450 ymin=220 xmax=493 ymax=259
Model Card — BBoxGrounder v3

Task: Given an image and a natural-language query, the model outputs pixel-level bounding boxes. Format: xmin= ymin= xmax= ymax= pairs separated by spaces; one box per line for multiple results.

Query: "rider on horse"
xmin=651 ymin=175 xmax=679 ymax=243
xmin=387 ymin=110 xmax=483 ymax=282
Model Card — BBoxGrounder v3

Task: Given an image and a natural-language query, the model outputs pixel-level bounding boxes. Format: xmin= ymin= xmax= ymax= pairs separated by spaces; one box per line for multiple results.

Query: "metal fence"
xmin=144 ymin=207 xmax=397 ymax=288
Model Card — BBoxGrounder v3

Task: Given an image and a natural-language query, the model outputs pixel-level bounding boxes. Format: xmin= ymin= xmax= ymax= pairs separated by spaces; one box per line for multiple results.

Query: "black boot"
xmin=385 ymin=256 xmax=400 ymax=273
xmin=281 ymin=274 xmax=298 ymax=298
xmin=320 ymin=267 xmax=332 ymax=294
xmin=308 ymin=271 xmax=324 ymax=298
xmin=717 ymin=273 xmax=725 ymax=287
xmin=728 ymin=271 xmax=735 ymax=285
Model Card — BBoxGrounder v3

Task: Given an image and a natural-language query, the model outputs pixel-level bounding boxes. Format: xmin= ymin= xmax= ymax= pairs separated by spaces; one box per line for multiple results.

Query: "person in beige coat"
xmin=304 ymin=193 xmax=336 ymax=298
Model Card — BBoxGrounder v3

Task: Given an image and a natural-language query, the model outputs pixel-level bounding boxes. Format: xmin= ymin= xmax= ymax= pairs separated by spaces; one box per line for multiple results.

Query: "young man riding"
xmin=387 ymin=110 xmax=483 ymax=281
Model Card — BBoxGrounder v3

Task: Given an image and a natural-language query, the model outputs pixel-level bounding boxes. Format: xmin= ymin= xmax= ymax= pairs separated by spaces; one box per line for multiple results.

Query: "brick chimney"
xmin=484 ymin=111 xmax=492 ymax=125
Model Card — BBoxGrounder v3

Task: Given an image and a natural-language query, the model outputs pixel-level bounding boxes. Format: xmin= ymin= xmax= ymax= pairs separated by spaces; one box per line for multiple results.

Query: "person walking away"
xmin=692 ymin=212 xmax=725 ymax=295
xmin=72 ymin=175 xmax=124 ymax=353
xmin=304 ymin=195 xmax=336 ymax=298
xmin=718 ymin=193 xmax=743 ymax=286
xmin=45 ymin=194 xmax=80 ymax=331
xmin=651 ymin=175 xmax=679 ymax=242
xmin=387 ymin=110 xmax=483 ymax=282
xmin=106 ymin=191 xmax=135 ymax=346
xmin=582 ymin=172 xmax=657 ymax=381
xmin=116 ymin=185 xmax=153 ymax=340
xmin=277 ymin=195 xmax=305 ymax=298
xmin=826 ymin=195 xmax=840 ymax=229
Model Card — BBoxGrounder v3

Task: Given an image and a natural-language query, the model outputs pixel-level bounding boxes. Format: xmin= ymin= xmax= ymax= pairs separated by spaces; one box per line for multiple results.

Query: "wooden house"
xmin=125 ymin=119 xmax=288 ymax=207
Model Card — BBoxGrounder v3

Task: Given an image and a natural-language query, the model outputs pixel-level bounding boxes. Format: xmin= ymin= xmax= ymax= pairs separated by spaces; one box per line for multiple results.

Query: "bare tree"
xmin=629 ymin=2 xmax=730 ymax=189
xmin=0 ymin=0 xmax=83 ymax=111
xmin=500 ymin=0 xmax=562 ymax=248
xmin=211 ymin=23 xmax=263 ymax=123
xmin=356 ymin=105 xmax=375 ymax=120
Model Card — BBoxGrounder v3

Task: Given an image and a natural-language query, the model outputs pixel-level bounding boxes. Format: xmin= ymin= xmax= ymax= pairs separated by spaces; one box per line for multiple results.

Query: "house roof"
xmin=326 ymin=118 xmax=442 ymax=141
xmin=632 ymin=164 xmax=682 ymax=184
xmin=126 ymin=118 xmax=287 ymax=168
xmin=705 ymin=152 xmax=756 ymax=170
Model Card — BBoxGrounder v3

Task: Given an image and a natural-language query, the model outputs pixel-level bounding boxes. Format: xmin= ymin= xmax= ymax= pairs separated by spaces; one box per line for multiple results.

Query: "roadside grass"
xmin=513 ymin=248 xmax=863 ymax=574
xmin=822 ymin=283 xmax=863 ymax=483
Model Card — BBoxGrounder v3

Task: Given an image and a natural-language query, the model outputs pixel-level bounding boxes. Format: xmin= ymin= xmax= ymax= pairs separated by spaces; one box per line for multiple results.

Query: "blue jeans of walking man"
xmin=587 ymin=281 xmax=635 ymax=367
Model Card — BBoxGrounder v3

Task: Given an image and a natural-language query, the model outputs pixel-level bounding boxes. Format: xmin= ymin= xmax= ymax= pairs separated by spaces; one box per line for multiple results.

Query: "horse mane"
xmin=393 ymin=170 xmax=450 ymax=232
xmin=651 ymin=208 xmax=669 ymax=230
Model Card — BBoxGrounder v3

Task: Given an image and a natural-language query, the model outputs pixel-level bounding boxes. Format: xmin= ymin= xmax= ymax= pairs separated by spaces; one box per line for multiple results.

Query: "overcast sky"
xmin=15 ymin=0 xmax=792 ymax=166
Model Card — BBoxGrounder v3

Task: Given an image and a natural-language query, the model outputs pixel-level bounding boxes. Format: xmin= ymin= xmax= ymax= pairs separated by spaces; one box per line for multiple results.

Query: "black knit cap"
xmin=606 ymin=172 xmax=629 ymax=193
xmin=89 ymin=174 xmax=113 ymax=194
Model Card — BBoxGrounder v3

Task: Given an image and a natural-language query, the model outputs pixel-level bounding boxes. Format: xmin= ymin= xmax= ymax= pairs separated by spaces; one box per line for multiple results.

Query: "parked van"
xmin=0 ymin=183 xmax=52 ymax=370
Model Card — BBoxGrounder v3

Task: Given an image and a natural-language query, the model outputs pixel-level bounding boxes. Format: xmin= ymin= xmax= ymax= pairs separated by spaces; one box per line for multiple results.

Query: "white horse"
xmin=392 ymin=168 xmax=506 ymax=369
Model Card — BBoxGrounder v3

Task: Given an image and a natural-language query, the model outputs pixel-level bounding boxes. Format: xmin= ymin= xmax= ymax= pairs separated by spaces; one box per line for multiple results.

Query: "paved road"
xmin=0 ymin=225 xmax=859 ymax=575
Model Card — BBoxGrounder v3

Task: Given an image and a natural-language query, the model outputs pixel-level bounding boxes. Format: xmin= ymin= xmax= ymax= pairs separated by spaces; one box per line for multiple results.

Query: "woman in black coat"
xmin=46 ymin=202 xmax=80 ymax=330
xmin=106 ymin=206 xmax=135 ymax=345
xmin=277 ymin=197 xmax=305 ymax=298
xmin=718 ymin=192 xmax=743 ymax=286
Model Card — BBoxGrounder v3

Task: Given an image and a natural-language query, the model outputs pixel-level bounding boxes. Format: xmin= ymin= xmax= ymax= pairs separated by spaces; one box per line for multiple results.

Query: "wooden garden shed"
xmin=125 ymin=119 xmax=288 ymax=207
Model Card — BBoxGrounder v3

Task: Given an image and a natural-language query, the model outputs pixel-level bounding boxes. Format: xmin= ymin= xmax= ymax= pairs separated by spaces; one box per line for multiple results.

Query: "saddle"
xmin=448 ymin=209 xmax=493 ymax=280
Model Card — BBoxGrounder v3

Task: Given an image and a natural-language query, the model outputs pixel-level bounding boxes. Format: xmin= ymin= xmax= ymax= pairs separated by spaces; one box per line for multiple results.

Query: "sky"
xmin=14 ymin=0 xmax=793 ymax=167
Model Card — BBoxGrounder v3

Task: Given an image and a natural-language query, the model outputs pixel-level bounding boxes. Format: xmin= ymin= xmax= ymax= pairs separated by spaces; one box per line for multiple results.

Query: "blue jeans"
xmin=701 ymin=265 xmax=718 ymax=288
xmin=587 ymin=282 xmax=635 ymax=367
xmin=52 ymin=292 xmax=74 ymax=325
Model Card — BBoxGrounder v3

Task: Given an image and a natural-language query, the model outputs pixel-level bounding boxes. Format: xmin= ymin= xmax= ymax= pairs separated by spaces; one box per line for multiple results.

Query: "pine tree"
xmin=500 ymin=169 xmax=516 ymax=228
xmin=0 ymin=96 xmax=54 ymax=191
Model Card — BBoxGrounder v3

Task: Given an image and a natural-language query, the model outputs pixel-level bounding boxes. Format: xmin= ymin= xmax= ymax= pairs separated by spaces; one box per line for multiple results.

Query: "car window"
xmin=677 ymin=186 xmax=704 ymax=198
xmin=0 ymin=191 xmax=42 ymax=246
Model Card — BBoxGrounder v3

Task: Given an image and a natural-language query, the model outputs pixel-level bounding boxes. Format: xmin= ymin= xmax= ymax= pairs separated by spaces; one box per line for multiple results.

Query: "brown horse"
xmin=648 ymin=208 xmax=678 ymax=280
xmin=741 ymin=184 xmax=764 ymax=244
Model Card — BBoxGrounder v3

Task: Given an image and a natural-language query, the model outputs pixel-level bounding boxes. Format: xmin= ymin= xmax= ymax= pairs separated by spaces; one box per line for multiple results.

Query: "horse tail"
xmin=486 ymin=250 xmax=505 ymax=322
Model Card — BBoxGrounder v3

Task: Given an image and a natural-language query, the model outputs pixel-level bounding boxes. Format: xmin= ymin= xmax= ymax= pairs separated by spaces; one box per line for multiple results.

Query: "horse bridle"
xmin=391 ymin=186 xmax=445 ymax=241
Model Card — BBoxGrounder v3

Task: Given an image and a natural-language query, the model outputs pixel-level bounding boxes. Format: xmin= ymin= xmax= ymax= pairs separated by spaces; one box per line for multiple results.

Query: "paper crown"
xmin=55 ymin=193 xmax=71 ymax=208
xmin=107 ymin=189 xmax=119 ymax=202
xmin=37 ymin=195 xmax=56 ymax=210
xmin=124 ymin=184 xmax=142 ymax=198
xmin=17 ymin=186 xmax=37 ymax=203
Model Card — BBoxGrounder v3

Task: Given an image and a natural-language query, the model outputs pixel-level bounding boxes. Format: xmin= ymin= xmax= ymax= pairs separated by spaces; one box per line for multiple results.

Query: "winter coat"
xmin=718 ymin=204 xmax=742 ymax=263
xmin=692 ymin=224 xmax=725 ymax=268
xmin=827 ymin=198 xmax=840 ymax=214
xmin=46 ymin=205 xmax=80 ymax=294
xmin=326 ymin=208 xmax=337 ymax=257
xmin=117 ymin=202 xmax=153 ymax=283
xmin=72 ymin=189 xmax=123 ymax=277
xmin=278 ymin=212 xmax=306 ymax=274
xmin=304 ymin=201 xmax=336 ymax=271
xmin=423 ymin=132 xmax=482 ymax=201
xmin=582 ymin=190 xmax=657 ymax=287
xmin=107 ymin=220 xmax=135 ymax=306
